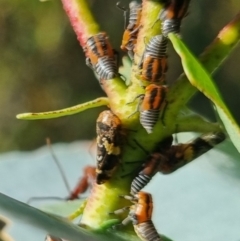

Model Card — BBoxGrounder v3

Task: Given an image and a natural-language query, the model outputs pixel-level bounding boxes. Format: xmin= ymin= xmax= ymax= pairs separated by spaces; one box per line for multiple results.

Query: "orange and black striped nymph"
xmin=140 ymin=84 xmax=168 ymax=134
xmin=111 ymin=192 xmax=162 ymax=241
xmin=120 ymin=1 xmax=142 ymax=59
xmin=96 ymin=110 xmax=122 ymax=184
xmin=139 ymin=35 xmax=168 ymax=84
xmin=129 ymin=136 xmax=173 ymax=195
xmin=130 ymin=132 xmax=225 ymax=193
xmin=130 ymin=153 xmax=168 ymax=195
xmin=159 ymin=0 xmax=191 ymax=36
xmin=85 ymin=32 xmax=117 ymax=80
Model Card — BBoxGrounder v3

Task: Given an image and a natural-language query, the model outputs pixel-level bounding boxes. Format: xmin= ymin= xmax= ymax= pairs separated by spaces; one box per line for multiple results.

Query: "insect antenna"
xmin=116 ymin=2 xmax=128 ymax=29
xmin=27 ymin=138 xmax=71 ymax=204
xmin=46 ymin=138 xmax=71 ymax=193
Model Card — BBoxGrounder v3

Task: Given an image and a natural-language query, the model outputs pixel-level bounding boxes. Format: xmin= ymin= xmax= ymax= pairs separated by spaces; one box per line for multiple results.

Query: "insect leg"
xmin=66 ymin=165 xmax=96 ymax=200
xmin=109 ymin=206 xmax=130 ymax=215
xmin=67 ymin=199 xmax=88 ymax=221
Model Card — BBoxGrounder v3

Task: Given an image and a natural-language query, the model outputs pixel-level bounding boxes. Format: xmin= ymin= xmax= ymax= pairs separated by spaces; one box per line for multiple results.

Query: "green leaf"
xmin=0 ymin=139 xmax=240 ymax=240
xmin=0 ymin=193 xmax=104 ymax=241
xmin=0 ymin=193 xmax=172 ymax=241
xmin=165 ymin=13 xmax=240 ymax=129
xmin=169 ymin=33 xmax=240 ymax=153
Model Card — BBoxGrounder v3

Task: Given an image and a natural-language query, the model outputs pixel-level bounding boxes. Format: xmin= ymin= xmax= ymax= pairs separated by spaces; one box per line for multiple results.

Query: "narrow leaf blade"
xmin=169 ymin=33 xmax=240 ymax=153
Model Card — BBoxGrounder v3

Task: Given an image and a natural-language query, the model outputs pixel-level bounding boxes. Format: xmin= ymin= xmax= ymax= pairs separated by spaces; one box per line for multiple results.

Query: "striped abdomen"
xmin=121 ymin=1 xmax=142 ymax=58
xmin=128 ymin=1 xmax=142 ymax=29
xmin=160 ymin=0 xmax=191 ymax=36
xmin=95 ymin=56 xmax=118 ymax=80
xmin=140 ymin=84 xmax=168 ymax=133
xmin=134 ymin=221 xmax=162 ymax=241
xmin=130 ymin=192 xmax=162 ymax=241
xmin=140 ymin=35 xmax=168 ymax=83
xmin=144 ymin=35 xmax=168 ymax=58
xmin=85 ymin=32 xmax=117 ymax=80
xmin=85 ymin=32 xmax=114 ymax=61
xmin=131 ymin=174 xmax=151 ymax=195
xmin=131 ymin=153 xmax=166 ymax=195
xmin=141 ymin=57 xmax=168 ymax=83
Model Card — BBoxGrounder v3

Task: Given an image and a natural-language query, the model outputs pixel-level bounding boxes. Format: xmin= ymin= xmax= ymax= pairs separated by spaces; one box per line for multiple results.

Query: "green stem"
xmin=165 ymin=12 xmax=240 ymax=124
xmin=176 ymin=115 xmax=221 ymax=133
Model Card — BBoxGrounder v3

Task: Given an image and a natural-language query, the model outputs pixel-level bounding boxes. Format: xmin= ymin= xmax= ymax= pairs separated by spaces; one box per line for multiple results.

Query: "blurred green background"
xmin=0 ymin=0 xmax=240 ymax=152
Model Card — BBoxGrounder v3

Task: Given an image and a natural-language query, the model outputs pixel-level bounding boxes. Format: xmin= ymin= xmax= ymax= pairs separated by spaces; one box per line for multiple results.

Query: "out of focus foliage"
xmin=0 ymin=0 xmax=240 ymax=152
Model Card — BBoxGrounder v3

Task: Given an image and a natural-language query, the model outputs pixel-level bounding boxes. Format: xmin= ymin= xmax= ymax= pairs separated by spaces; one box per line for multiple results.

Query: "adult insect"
xmin=110 ymin=191 xmax=162 ymax=241
xmin=118 ymin=1 xmax=142 ymax=60
xmin=159 ymin=0 xmax=191 ymax=36
xmin=138 ymin=35 xmax=168 ymax=84
xmin=67 ymin=165 xmax=96 ymax=200
xmin=130 ymin=132 xmax=225 ymax=195
xmin=96 ymin=110 xmax=122 ymax=184
xmin=27 ymin=138 xmax=96 ymax=203
xmin=85 ymin=32 xmax=118 ymax=80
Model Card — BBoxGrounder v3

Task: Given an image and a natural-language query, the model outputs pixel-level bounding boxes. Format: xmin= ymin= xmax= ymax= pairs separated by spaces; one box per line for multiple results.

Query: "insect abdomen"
xmin=134 ymin=221 xmax=162 ymax=241
xmin=140 ymin=85 xmax=168 ymax=133
xmin=140 ymin=35 xmax=168 ymax=83
xmin=85 ymin=32 xmax=118 ymax=80
xmin=95 ymin=56 xmax=118 ymax=80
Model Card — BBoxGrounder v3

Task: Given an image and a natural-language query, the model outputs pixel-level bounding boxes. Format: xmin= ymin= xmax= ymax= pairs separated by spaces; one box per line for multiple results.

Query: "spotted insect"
xmin=110 ymin=191 xmax=162 ymax=241
xmin=137 ymin=84 xmax=168 ymax=134
xmin=159 ymin=0 xmax=191 ymax=36
xmin=96 ymin=110 xmax=122 ymax=184
xmin=85 ymin=32 xmax=118 ymax=80
xmin=138 ymin=35 xmax=168 ymax=84
xmin=130 ymin=132 xmax=225 ymax=195
xmin=118 ymin=1 xmax=142 ymax=59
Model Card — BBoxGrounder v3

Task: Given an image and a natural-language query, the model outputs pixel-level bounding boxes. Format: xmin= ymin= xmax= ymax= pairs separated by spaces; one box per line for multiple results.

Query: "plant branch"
xmin=164 ymin=12 xmax=240 ymax=124
xmin=61 ymin=0 xmax=100 ymax=45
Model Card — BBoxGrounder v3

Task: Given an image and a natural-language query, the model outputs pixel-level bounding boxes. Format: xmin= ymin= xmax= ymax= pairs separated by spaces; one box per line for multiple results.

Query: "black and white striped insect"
xmin=118 ymin=1 xmax=142 ymax=59
xmin=95 ymin=56 xmax=118 ymax=80
xmin=85 ymin=32 xmax=118 ymax=80
xmin=110 ymin=192 xmax=162 ymax=241
xmin=139 ymin=84 xmax=168 ymax=134
xmin=130 ymin=132 xmax=225 ymax=195
xmin=139 ymin=35 xmax=168 ymax=84
xmin=159 ymin=0 xmax=191 ymax=36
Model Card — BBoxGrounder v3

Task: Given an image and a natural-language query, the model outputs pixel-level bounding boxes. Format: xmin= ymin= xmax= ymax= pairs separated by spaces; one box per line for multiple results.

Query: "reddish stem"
xmin=61 ymin=0 xmax=100 ymax=46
